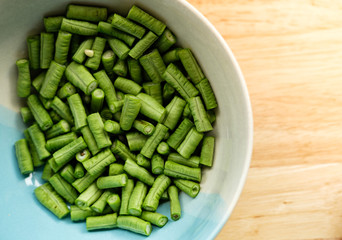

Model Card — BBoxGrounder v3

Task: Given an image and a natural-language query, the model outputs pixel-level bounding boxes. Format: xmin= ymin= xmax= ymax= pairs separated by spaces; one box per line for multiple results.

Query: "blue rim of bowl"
xmin=177 ymin=0 xmax=254 ymax=238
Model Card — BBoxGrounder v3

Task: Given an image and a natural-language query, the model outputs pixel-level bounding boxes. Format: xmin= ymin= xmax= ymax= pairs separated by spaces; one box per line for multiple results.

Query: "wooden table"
xmin=187 ymin=0 xmax=342 ymax=239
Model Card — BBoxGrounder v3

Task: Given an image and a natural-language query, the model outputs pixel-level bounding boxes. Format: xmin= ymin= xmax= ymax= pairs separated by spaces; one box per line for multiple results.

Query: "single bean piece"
xmin=127 ymin=58 xmax=143 ymax=84
xmin=104 ymin=120 xmax=122 ymax=134
xmin=142 ymin=174 xmax=171 ymax=211
xmin=40 ymin=32 xmax=55 ymax=69
xmin=136 ymin=93 xmax=166 ymax=123
xmin=108 ymin=38 xmax=130 ymax=60
xmin=32 ymin=71 xmax=46 ymax=91
xmin=86 ymin=213 xmax=118 ymax=231
xmin=178 ymin=48 xmax=205 ymax=85
xmin=111 ymin=13 xmax=146 ymax=39
xmin=151 ymin=154 xmax=164 ymax=175
xmin=72 ymin=38 xmax=94 ymax=64
xmin=163 ymin=96 xmax=186 ymax=130
xmin=49 ymin=110 xmax=62 ymax=123
xmin=60 ymin=164 xmax=76 ymax=184
xmin=97 ymin=174 xmax=128 ymax=189
xmin=167 ymin=118 xmax=194 ymax=149
xmin=93 ymin=70 xmax=118 ymax=113
xmin=114 ymin=77 xmax=142 ymax=95
xmin=156 ymin=142 xmax=170 ymax=155
xmin=207 ymin=110 xmax=216 ymax=124
xmin=120 ymin=95 xmax=141 ymax=131
xmin=136 ymin=154 xmax=151 ymax=169
xmin=53 ymin=137 xmax=87 ymax=166
xmin=20 ymin=107 xmax=34 ymax=123
xmin=133 ymin=119 xmax=155 ymax=136
xmin=196 ymin=78 xmax=218 ymax=110
xmin=140 ymin=211 xmax=168 ymax=227
xmin=155 ymin=29 xmax=177 ymax=53
xmin=107 ymin=193 xmax=121 ymax=212
xmin=61 ymin=18 xmax=98 ymax=36
xmin=90 ymin=88 xmax=105 ymax=113
xmin=87 ymin=113 xmax=112 ymax=149
xmin=69 ymin=34 xmax=81 ymax=56
xmin=119 ymin=179 xmax=134 ymax=215
xmin=45 ymin=120 xmax=70 ymax=139
xmin=24 ymin=130 xmax=44 ymax=167
xmin=143 ymin=82 xmax=163 ymax=106
xmin=174 ymin=179 xmax=200 ymax=198
xmin=80 ymin=126 xmax=100 ymax=156
xmin=48 ymin=157 xmax=64 ymax=173
xmin=51 ymin=96 xmax=74 ymax=125
xmin=139 ymin=49 xmax=166 ymax=83
xmin=101 ymin=50 xmax=116 ymax=79
xmin=66 ymin=4 xmax=107 ymax=22
xmin=57 ymin=82 xmax=77 ymax=99
xmin=167 ymin=153 xmax=200 ymax=168
xmin=49 ymin=173 xmax=78 ymax=204
xmin=27 ymin=35 xmax=40 ymax=69
xmin=74 ymin=162 xmax=85 ymax=178
xmin=34 ymin=183 xmax=69 ymax=219
xmin=162 ymin=63 xmax=199 ymax=101
xmin=117 ymin=216 xmax=152 ymax=236
xmin=113 ymin=58 xmax=127 ymax=77
xmin=110 ymin=139 xmax=137 ymax=162
xmin=97 ymin=21 xmax=135 ymax=47
xmin=45 ymin=132 xmax=77 ymax=152
xmin=168 ymin=185 xmax=181 ymax=221
xmin=140 ymin=123 xmax=168 ymax=159
xmin=44 ymin=16 xmax=63 ymax=32
xmin=40 ymin=61 xmax=66 ymax=99
xmin=188 ymin=96 xmax=213 ymax=132
xmin=28 ymin=123 xmax=50 ymax=161
xmin=72 ymin=168 xmax=106 ymax=193
xmin=15 ymin=139 xmax=33 ymax=175
xmin=127 ymin=5 xmax=166 ymax=36
xmin=126 ymin=132 xmax=148 ymax=152
xmin=124 ymin=159 xmax=155 ymax=186
xmin=75 ymin=182 xmax=103 ymax=210
xmin=200 ymin=136 xmax=215 ymax=167
xmin=39 ymin=95 xmax=52 ymax=110
xmin=16 ymin=59 xmax=31 ymax=98
xmin=85 ymin=37 xmax=106 ymax=70
xmin=54 ymin=30 xmax=72 ymax=65
xmin=109 ymin=163 xmax=124 ymax=176
xmin=76 ymin=149 xmax=91 ymax=163
xmin=91 ymin=190 xmax=112 ymax=213
xmin=70 ymin=205 xmax=98 ymax=221
xmin=83 ymin=148 xmax=116 ymax=176
xmin=162 ymin=48 xmax=181 ymax=65
xmin=41 ymin=162 xmax=54 ymax=181
xmin=128 ymin=181 xmax=148 ymax=216
xmin=128 ymin=31 xmax=158 ymax=59
xmin=164 ymin=160 xmax=201 ymax=182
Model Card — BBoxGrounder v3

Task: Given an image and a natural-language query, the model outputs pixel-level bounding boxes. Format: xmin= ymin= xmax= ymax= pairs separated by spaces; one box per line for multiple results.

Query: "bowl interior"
xmin=0 ymin=0 xmax=253 ymax=239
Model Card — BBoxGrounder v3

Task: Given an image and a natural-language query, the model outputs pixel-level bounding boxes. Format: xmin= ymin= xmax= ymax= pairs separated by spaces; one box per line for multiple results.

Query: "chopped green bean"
xmin=27 ymin=35 xmax=40 ymax=69
xmin=16 ymin=59 xmax=31 ymax=98
xmin=168 ymin=185 xmax=181 ymax=221
xmin=112 ymin=58 xmax=127 ymax=77
xmin=188 ymin=96 xmax=213 ymax=132
xmin=136 ymin=153 xmax=151 ymax=169
xmin=54 ymin=30 xmax=72 ymax=65
xmin=24 ymin=130 xmax=44 ymax=167
xmin=139 ymin=49 xmax=166 ymax=84
xmin=104 ymin=120 xmax=122 ymax=134
xmin=76 ymin=148 xmax=91 ymax=162
xmin=32 ymin=71 xmax=46 ymax=91
xmin=151 ymin=154 xmax=164 ymax=175
xmin=163 ymin=96 xmax=186 ymax=130
xmin=109 ymin=163 xmax=124 ymax=176
xmin=119 ymin=178 xmax=134 ymax=215
xmin=90 ymin=89 xmax=105 ymax=113
xmin=128 ymin=181 xmax=148 ymax=216
xmin=51 ymin=96 xmax=74 ymax=125
xmin=128 ymin=31 xmax=158 ymax=59
xmin=200 ymin=136 xmax=215 ymax=167
xmin=61 ymin=18 xmax=98 ymax=36
xmin=133 ymin=119 xmax=155 ymax=136
xmin=70 ymin=205 xmax=98 ymax=221
xmin=196 ymin=78 xmax=218 ymax=110
xmin=155 ymin=29 xmax=177 ymax=53
xmin=177 ymin=127 xmax=203 ymax=159
xmin=45 ymin=132 xmax=77 ymax=152
xmin=53 ymin=137 xmax=87 ymax=166
xmin=126 ymin=132 xmax=148 ymax=152
xmin=42 ymin=162 xmax=54 ymax=181
xmin=74 ymin=162 xmax=85 ymax=178
xmin=114 ymin=77 xmax=142 ymax=95
xmin=167 ymin=118 xmax=193 ymax=149
xmin=120 ymin=95 xmax=141 ymax=131
xmin=162 ymin=48 xmax=181 ymax=65
xmin=124 ymin=159 xmax=155 ymax=186
xmin=110 ymin=139 xmax=136 ymax=162
xmin=45 ymin=120 xmax=70 ymax=139
xmin=127 ymin=58 xmax=143 ymax=84
xmin=20 ymin=107 xmax=34 ymax=123
xmin=107 ymin=193 xmax=121 ymax=212
xmin=117 ymin=216 xmax=152 ymax=236
xmin=111 ymin=13 xmax=146 ymax=39
xmin=136 ymin=93 xmax=166 ymax=123
xmin=85 ymin=37 xmax=106 ymax=70
xmin=101 ymin=50 xmax=116 ymax=78
xmin=44 ymin=16 xmax=64 ymax=32
xmin=142 ymin=174 xmax=171 ymax=211
xmin=97 ymin=174 xmax=128 ymax=189
xmin=140 ymin=211 xmax=168 ymax=227
xmin=108 ymin=38 xmax=130 ymax=60
xmin=40 ymin=61 xmax=66 ymax=99
xmin=93 ymin=70 xmax=118 ymax=113
xmin=183 ymin=103 xmax=192 ymax=119
xmin=167 ymin=153 xmax=200 ymax=168
xmin=75 ymin=182 xmax=103 ymax=210
xmin=97 ymin=21 xmax=135 ymax=47
xmin=60 ymin=164 xmax=76 ymax=183
xmin=49 ymin=110 xmax=62 ymax=123
xmin=72 ymin=168 xmax=106 ymax=193
xmin=49 ymin=173 xmax=78 ymax=204
xmin=173 ymin=179 xmax=200 ymax=198
xmin=87 ymin=113 xmax=112 ymax=149
xmin=156 ymin=142 xmax=170 ymax=155
xmin=143 ymin=82 xmax=163 ymax=105
xmin=66 ymin=4 xmax=107 ymax=22
xmin=15 ymin=139 xmax=33 ymax=175
xmin=57 ymin=82 xmax=77 ymax=99
xmin=72 ymin=38 xmax=94 ymax=64
xmin=91 ymin=190 xmax=112 ymax=213
xmin=141 ymin=123 xmax=168 ymax=159
xmin=178 ymin=48 xmax=205 ymax=85
xmin=86 ymin=213 xmax=117 ymax=231
xmin=40 ymin=32 xmax=55 ymax=69
xmin=164 ymin=160 xmax=201 ymax=182
xmin=80 ymin=126 xmax=100 ymax=156
xmin=28 ymin=123 xmax=50 ymax=161
xmin=83 ymin=148 xmax=116 ymax=176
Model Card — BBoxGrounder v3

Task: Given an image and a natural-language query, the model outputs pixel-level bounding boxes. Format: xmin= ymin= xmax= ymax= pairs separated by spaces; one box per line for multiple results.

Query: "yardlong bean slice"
xmin=107 ymin=193 xmax=121 ymax=212
xmin=127 ymin=58 xmax=143 ymax=84
xmin=70 ymin=205 xmax=98 ymax=221
xmin=75 ymin=182 xmax=103 ymax=210
xmin=72 ymin=38 xmax=94 ymax=64
xmin=72 ymin=168 xmax=105 ymax=193
xmin=188 ymin=96 xmax=213 ymax=132
xmin=74 ymin=162 xmax=85 ymax=178
xmin=164 ymin=160 xmax=201 ymax=182
xmin=141 ymin=123 xmax=168 ymax=159
xmin=112 ymin=14 xmax=146 ymax=39
xmin=57 ymin=82 xmax=77 ymax=99
xmin=86 ymin=213 xmax=117 ymax=231
xmin=128 ymin=181 xmax=148 ymax=216
xmin=53 ymin=137 xmax=87 ymax=166
xmin=49 ymin=173 xmax=78 ymax=204
xmin=137 ymin=154 xmax=151 ymax=169
xmin=140 ymin=211 xmax=168 ymax=227
xmin=200 ymin=136 xmax=215 ymax=167
xmin=177 ymin=127 xmax=203 ymax=159
xmin=15 ymin=139 xmax=33 ymax=175
xmin=157 ymin=142 xmax=170 ymax=155
xmin=45 ymin=120 xmax=70 ymax=139
xmin=133 ymin=119 xmax=155 ymax=136
xmin=126 ymin=132 xmax=148 ymax=152
xmin=109 ymin=163 xmax=124 ymax=176
xmin=196 ymin=78 xmax=218 ymax=110
xmin=28 ymin=123 xmax=50 ymax=161
xmin=114 ymin=77 xmax=142 ymax=96
xmin=34 ymin=183 xmax=69 ymax=219
xmin=104 ymin=120 xmax=121 ymax=134
xmin=85 ymin=37 xmax=106 ymax=70
xmin=20 ymin=107 xmax=34 ymax=123
xmin=155 ymin=29 xmax=177 ymax=53
xmin=60 ymin=164 xmax=76 ymax=183
xmin=91 ymin=190 xmax=112 ymax=213
xmin=163 ymin=96 xmax=186 ymax=130
xmin=61 ymin=18 xmax=98 ymax=36
xmin=167 ymin=118 xmax=194 ymax=150
xmin=93 ymin=70 xmax=118 ymax=113
xmin=143 ymin=82 xmax=163 ymax=105
xmin=87 ymin=113 xmax=112 ymax=149
xmin=97 ymin=21 xmax=135 ymax=47
xmin=42 ymin=162 xmax=54 ymax=181
xmin=168 ymin=185 xmax=181 ymax=221
xmin=40 ymin=61 xmax=66 ymax=99
xmin=32 ymin=71 xmax=46 ymax=91
xmin=127 ymin=5 xmax=166 ymax=36
xmin=66 ymin=4 xmax=107 ymax=22
xmin=90 ymin=89 xmax=105 ymax=113
xmin=151 ymin=154 xmax=164 ymax=175
xmin=83 ymin=148 xmax=116 ymax=176
xmin=80 ymin=126 xmax=100 ymax=156
xmin=117 ymin=216 xmax=152 ymax=236
xmin=40 ymin=32 xmax=55 ymax=69
xmin=24 ymin=130 xmax=44 ymax=167
xmin=124 ymin=159 xmax=155 ymax=186
xmin=113 ymin=58 xmax=127 ymax=77
xmin=108 ymin=38 xmax=130 ymax=60
xmin=54 ymin=30 xmax=72 ymax=65
xmin=101 ymin=50 xmax=116 ymax=78
xmin=167 ymin=153 xmax=200 ymax=168
xmin=120 ymin=95 xmax=141 ymax=131
xmin=162 ymin=48 xmax=181 ymax=65
xmin=136 ymin=93 xmax=166 ymax=123
xmin=27 ymin=35 xmax=40 ymax=69
xmin=110 ymin=139 xmax=136 ymax=162
xmin=44 ymin=16 xmax=63 ymax=32
xmin=51 ymin=96 xmax=74 ymax=125
xmin=162 ymin=63 xmax=199 ymax=101
xmin=142 ymin=174 xmax=171 ymax=211
xmin=16 ymin=59 xmax=31 ymax=98
xmin=97 ymin=174 xmax=128 ymax=189
xmin=45 ymin=132 xmax=77 ymax=152
xmin=119 ymin=178 xmax=134 ymax=215
xmin=173 ymin=179 xmax=200 ymax=198
xmin=128 ymin=31 xmax=158 ymax=59
xmin=178 ymin=48 xmax=205 ymax=85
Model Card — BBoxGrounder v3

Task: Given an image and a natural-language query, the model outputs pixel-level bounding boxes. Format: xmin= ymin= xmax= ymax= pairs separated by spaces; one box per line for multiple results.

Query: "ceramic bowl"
xmin=0 ymin=0 xmax=253 ymax=239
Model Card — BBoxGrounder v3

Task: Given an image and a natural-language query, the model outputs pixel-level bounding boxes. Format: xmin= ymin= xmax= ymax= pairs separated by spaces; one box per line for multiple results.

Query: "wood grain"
xmin=187 ymin=0 xmax=342 ymax=239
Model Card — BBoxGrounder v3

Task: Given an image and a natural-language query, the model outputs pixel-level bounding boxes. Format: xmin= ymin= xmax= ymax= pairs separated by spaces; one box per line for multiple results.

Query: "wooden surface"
xmin=186 ymin=0 xmax=342 ymax=239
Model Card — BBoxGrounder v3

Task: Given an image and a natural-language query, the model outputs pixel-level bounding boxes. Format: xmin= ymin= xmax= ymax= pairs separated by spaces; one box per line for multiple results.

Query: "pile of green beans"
xmin=14 ymin=3 xmax=218 ymax=237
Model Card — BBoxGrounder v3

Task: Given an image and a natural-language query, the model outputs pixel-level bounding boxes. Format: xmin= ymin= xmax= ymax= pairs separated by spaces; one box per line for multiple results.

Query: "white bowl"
xmin=0 ymin=0 xmax=253 ymax=239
